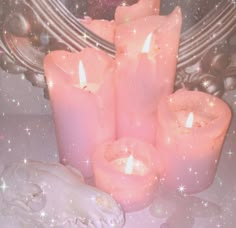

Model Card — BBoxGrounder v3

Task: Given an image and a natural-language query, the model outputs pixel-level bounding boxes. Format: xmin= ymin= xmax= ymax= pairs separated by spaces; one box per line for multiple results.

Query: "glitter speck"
xmin=178 ymin=185 xmax=186 ymax=193
xmin=40 ymin=211 xmax=46 ymax=217
xmin=227 ymin=149 xmax=234 ymax=157
xmin=48 ymin=80 xmax=54 ymax=88
xmin=0 ymin=178 xmax=8 ymax=192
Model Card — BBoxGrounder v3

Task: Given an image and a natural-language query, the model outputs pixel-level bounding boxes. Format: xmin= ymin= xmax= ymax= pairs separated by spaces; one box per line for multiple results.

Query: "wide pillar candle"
xmin=156 ymin=90 xmax=232 ymax=193
xmin=92 ymin=138 xmax=159 ymax=212
xmin=115 ymin=8 xmax=182 ymax=144
xmin=44 ymin=49 xmax=115 ymax=178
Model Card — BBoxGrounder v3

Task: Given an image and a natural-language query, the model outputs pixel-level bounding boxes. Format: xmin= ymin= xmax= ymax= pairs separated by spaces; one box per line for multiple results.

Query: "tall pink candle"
xmin=92 ymin=138 xmax=159 ymax=212
xmin=115 ymin=8 xmax=182 ymax=145
xmin=156 ymin=90 xmax=232 ymax=193
xmin=44 ymin=48 xmax=115 ymax=178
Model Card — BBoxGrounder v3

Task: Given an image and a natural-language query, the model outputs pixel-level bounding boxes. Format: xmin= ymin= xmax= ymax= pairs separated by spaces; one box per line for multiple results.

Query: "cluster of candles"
xmin=44 ymin=0 xmax=232 ymax=213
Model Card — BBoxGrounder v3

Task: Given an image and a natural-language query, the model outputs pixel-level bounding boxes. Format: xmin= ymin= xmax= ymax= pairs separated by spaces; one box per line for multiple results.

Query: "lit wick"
xmin=185 ymin=112 xmax=194 ymax=128
xmin=79 ymin=61 xmax=87 ymax=89
xmin=141 ymin=32 xmax=152 ymax=53
xmin=125 ymin=155 xmax=134 ymax=175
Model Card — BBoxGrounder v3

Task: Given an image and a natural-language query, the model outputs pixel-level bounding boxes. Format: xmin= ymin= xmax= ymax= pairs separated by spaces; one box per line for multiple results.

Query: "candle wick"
xmin=185 ymin=112 xmax=194 ymax=128
xmin=125 ymin=155 xmax=134 ymax=175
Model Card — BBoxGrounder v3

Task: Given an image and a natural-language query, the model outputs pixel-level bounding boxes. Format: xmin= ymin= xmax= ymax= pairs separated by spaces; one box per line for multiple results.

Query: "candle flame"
xmin=185 ymin=112 xmax=194 ymax=128
xmin=125 ymin=155 xmax=134 ymax=175
xmin=79 ymin=61 xmax=87 ymax=88
xmin=142 ymin=32 xmax=153 ymax=53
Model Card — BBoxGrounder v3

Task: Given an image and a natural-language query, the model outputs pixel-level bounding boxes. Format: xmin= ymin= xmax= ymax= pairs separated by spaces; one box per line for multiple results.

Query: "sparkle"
xmin=209 ymin=101 xmax=215 ymax=107
xmin=178 ymin=185 xmax=186 ymax=193
xmin=227 ymin=149 xmax=234 ymax=157
xmin=50 ymin=218 xmax=55 ymax=227
xmin=40 ymin=211 xmax=46 ymax=217
xmin=48 ymin=80 xmax=54 ymax=88
xmin=83 ymin=33 xmax=88 ymax=39
xmin=0 ymin=178 xmax=8 ymax=192
xmin=85 ymin=160 xmax=90 ymax=165
xmin=24 ymin=127 xmax=31 ymax=132
xmin=24 ymin=127 xmax=31 ymax=136
xmin=23 ymin=158 xmax=28 ymax=164
xmin=202 ymin=201 xmax=208 ymax=207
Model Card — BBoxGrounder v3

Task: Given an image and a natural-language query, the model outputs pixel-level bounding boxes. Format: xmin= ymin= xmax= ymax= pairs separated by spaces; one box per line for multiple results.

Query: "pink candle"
xmin=156 ymin=90 xmax=232 ymax=193
xmin=115 ymin=7 xmax=182 ymax=56
xmin=44 ymin=48 xmax=115 ymax=178
xmin=115 ymin=0 xmax=160 ymax=25
xmin=115 ymin=8 xmax=182 ymax=145
xmin=92 ymin=138 xmax=159 ymax=212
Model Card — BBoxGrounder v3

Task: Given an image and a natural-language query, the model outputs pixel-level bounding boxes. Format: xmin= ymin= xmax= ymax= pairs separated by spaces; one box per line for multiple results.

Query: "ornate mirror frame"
xmin=0 ymin=0 xmax=236 ymax=98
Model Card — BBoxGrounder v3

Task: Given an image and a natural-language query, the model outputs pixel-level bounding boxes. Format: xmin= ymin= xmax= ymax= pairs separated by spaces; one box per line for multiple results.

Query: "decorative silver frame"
xmin=0 ymin=0 xmax=236 ymax=97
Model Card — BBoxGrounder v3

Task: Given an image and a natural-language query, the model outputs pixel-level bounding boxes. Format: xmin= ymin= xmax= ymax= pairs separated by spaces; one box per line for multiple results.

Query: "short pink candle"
xmin=44 ymin=48 xmax=115 ymax=178
xmin=92 ymin=138 xmax=159 ymax=212
xmin=156 ymin=90 xmax=232 ymax=193
xmin=115 ymin=8 xmax=182 ymax=145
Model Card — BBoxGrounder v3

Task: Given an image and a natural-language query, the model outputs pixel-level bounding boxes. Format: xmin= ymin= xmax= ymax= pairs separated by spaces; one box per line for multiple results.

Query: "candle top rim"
xmin=111 ymin=155 xmax=149 ymax=176
xmin=44 ymin=48 xmax=114 ymax=91
xmin=158 ymin=90 xmax=232 ymax=135
xmin=93 ymin=138 xmax=159 ymax=179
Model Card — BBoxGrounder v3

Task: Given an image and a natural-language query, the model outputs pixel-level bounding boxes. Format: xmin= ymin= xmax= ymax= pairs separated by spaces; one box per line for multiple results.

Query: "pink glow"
xmin=156 ymin=90 xmax=232 ymax=193
xmin=44 ymin=48 xmax=116 ymax=178
xmin=92 ymin=138 xmax=159 ymax=212
xmin=115 ymin=8 xmax=182 ymax=145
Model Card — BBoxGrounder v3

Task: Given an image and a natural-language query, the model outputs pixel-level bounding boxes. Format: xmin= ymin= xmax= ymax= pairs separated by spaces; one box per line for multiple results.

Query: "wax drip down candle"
xmin=156 ymin=90 xmax=232 ymax=193
xmin=115 ymin=7 xmax=182 ymax=145
xmin=44 ymin=48 xmax=115 ymax=178
xmin=92 ymin=138 xmax=160 ymax=212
